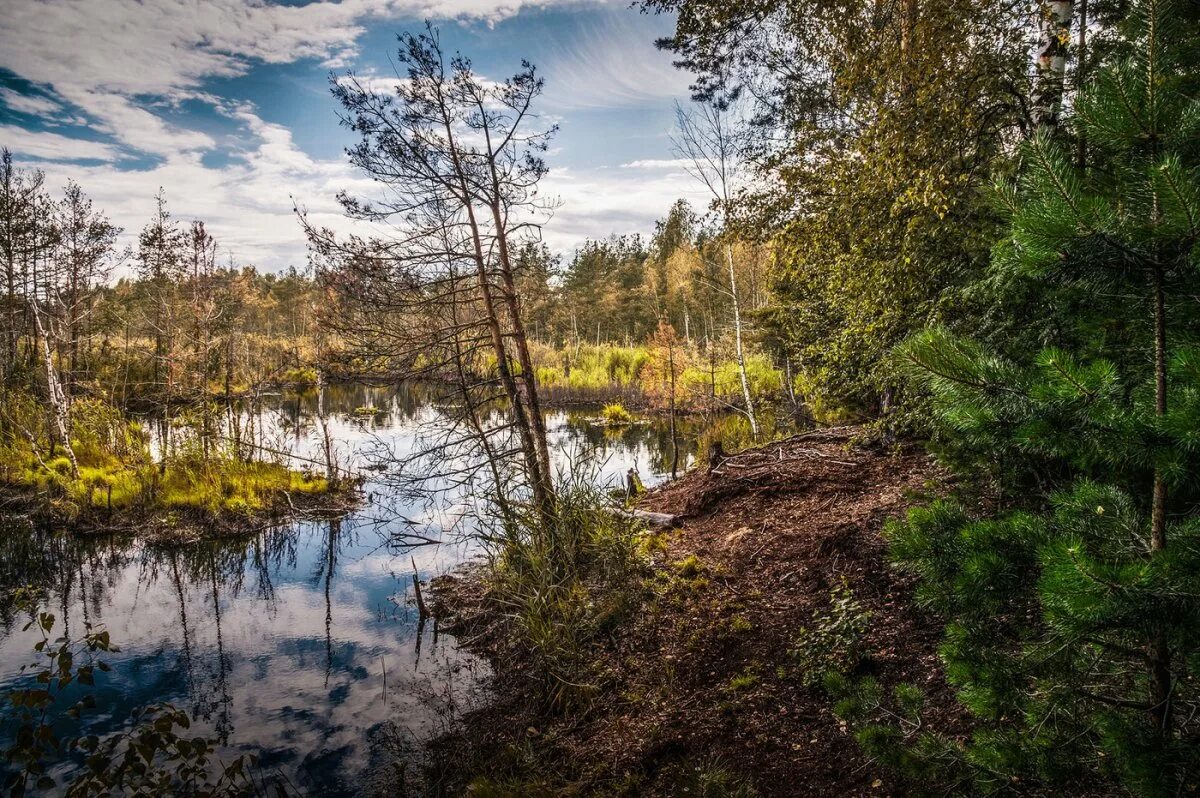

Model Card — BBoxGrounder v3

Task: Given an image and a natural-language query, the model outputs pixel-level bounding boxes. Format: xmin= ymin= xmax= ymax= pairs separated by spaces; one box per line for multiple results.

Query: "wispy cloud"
xmin=0 ymin=87 xmax=64 ymax=119
xmin=0 ymin=125 xmax=119 ymax=162
xmin=620 ymin=158 xmax=692 ymax=169
xmin=539 ymin=9 xmax=691 ymax=111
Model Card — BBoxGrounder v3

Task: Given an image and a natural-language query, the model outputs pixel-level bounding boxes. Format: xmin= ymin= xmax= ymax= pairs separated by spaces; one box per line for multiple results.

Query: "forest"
xmin=1 ymin=0 xmax=1199 ymax=796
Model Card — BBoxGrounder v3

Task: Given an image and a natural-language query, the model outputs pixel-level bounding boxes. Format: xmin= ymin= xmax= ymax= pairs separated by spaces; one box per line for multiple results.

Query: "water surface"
xmin=0 ymin=384 xmax=711 ymax=795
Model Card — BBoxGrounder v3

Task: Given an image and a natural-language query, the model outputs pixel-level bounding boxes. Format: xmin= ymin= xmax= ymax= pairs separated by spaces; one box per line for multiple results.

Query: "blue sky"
xmin=0 ymin=0 xmax=707 ymax=272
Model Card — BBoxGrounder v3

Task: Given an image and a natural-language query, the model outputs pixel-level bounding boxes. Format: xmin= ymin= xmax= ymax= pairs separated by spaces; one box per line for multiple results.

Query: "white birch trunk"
xmin=30 ymin=299 xmax=78 ymax=477
xmin=1032 ymin=0 xmax=1075 ymax=132
xmin=726 ymin=241 xmax=758 ymax=437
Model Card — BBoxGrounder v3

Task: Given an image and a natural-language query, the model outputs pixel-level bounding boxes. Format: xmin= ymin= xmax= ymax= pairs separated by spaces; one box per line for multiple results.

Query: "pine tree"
xmin=890 ymin=1 xmax=1200 ymax=793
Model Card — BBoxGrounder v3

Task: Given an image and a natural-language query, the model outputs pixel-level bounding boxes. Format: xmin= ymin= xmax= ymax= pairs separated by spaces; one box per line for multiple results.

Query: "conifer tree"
xmin=890 ymin=1 xmax=1200 ymax=793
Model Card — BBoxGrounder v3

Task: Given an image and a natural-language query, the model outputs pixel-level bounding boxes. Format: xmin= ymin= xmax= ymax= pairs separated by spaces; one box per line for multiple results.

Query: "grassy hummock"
xmin=0 ymin=395 xmax=353 ymax=539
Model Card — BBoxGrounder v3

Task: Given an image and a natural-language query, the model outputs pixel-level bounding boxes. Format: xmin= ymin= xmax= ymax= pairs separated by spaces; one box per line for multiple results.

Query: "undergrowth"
xmin=484 ymin=472 xmax=648 ymax=713
xmin=0 ymin=389 xmax=334 ymax=528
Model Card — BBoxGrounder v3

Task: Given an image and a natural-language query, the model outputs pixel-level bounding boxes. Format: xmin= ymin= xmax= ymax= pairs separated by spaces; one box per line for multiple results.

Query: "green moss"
xmin=729 ymin=615 xmax=753 ymax=633
xmin=674 ymin=554 xmax=707 ymax=579
xmin=0 ymin=400 xmax=335 ymax=528
xmin=279 ymin=366 xmax=319 ymax=384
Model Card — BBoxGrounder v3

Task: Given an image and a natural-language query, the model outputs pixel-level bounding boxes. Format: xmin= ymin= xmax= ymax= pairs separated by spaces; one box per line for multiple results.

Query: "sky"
xmin=0 ymin=0 xmax=710 ymax=273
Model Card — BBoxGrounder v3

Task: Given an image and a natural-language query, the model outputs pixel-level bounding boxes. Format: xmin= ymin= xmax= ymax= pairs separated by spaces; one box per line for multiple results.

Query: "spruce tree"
xmin=890 ymin=1 xmax=1200 ymax=793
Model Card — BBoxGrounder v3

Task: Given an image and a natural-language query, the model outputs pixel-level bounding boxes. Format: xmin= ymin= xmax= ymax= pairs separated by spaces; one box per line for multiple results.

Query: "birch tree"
xmin=674 ymin=99 xmax=759 ymax=437
xmin=1032 ymin=1 xmax=1076 ymax=131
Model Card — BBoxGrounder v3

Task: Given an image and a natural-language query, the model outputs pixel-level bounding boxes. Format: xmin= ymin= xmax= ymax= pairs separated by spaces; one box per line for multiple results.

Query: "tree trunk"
xmin=1076 ymin=0 xmax=1089 ymax=166
xmin=1149 ymin=261 xmax=1172 ymax=735
xmin=668 ymin=333 xmax=679 ymax=479
xmin=726 ymin=242 xmax=758 ymax=437
xmin=488 ymin=199 xmax=555 ymax=505
xmin=1032 ymin=0 xmax=1075 ymax=132
xmin=30 ymin=299 xmax=78 ymax=477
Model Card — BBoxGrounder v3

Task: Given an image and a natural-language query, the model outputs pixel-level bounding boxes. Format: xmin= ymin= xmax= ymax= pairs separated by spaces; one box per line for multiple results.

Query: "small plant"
xmin=729 ymin=615 xmax=753 ymax=633
xmin=825 ymin=673 xmax=968 ymax=790
xmin=790 ymin=580 xmax=871 ymax=688
xmin=673 ymin=757 xmax=759 ymax=798
xmin=487 ymin=474 xmax=647 ymax=713
xmin=599 ymin=402 xmax=635 ymax=425
xmin=673 ymin=554 xmax=706 ymax=580
xmin=724 ymin=669 xmax=760 ymax=693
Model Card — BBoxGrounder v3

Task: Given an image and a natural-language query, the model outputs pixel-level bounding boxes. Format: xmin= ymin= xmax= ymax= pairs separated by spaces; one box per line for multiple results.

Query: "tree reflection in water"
xmin=0 ymin=382 xmax=744 ymax=793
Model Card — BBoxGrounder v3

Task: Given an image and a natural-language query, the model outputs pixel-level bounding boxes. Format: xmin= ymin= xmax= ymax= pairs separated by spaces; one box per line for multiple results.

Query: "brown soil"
xmin=430 ymin=427 xmax=966 ymax=797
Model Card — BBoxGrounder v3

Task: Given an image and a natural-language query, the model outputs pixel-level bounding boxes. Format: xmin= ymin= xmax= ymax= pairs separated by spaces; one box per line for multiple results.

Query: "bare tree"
xmin=302 ymin=26 xmax=559 ymax=528
xmin=136 ymin=189 xmax=185 ymax=400
xmin=674 ymin=98 xmax=759 ymax=437
xmin=53 ymin=180 xmax=122 ymax=391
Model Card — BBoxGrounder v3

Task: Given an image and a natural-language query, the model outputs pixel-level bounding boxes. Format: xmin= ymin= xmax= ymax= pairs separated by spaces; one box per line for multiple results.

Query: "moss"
xmin=0 ymin=411 xmax=338 ymax=532
xmin=674 ymin=554 xmax=707 ymax=579
xmin=729 ymin=615 xmax=753 ymax=633
xmin=638 ymin=529 xmax=668 ymax=557
xmin=279 ymin=366 xmax=319 ymax=384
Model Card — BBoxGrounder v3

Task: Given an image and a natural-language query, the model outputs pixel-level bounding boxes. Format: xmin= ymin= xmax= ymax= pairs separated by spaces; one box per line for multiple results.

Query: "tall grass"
xmin=483 ymin=468 xmax=646 ymax=711
xmin=0 ymin=388 xmax=330 ymax=524
xmin=531 ymin=342 xmax=786 ymax=411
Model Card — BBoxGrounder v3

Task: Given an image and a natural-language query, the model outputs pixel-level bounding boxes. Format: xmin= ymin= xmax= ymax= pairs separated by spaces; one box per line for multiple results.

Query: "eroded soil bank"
xmin=428 ymin=427 xmax=967 ymax=797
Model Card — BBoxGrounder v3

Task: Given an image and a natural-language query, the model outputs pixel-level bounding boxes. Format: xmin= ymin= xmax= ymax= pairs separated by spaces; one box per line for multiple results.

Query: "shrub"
xmin=600 ymin=402 xmax=635 ymax=425
xmin=791 ymin=580 xmax=871 ymax=687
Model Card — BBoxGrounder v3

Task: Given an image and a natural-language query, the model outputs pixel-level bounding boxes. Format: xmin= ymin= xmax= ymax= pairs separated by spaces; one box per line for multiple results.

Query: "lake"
xmin=0 ymin=383 xmax=721 ymax=795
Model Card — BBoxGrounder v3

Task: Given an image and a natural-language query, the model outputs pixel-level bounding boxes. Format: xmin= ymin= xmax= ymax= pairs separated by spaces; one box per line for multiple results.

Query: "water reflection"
xmin=0 ymin=383 xmax=715 ymax=795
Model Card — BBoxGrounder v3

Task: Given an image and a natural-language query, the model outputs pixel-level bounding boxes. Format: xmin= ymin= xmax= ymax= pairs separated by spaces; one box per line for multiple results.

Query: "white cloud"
xmin=539 ymin=10 xmax=692 ymax=111
xmin=0 ymin=0 xmax=691 ymax=272
xmin=620 ymin=158 xmax=692 ymax=170
xmin=540 ymin=162 xmax=710 ymax=253
xmin=0 ymin=125 xmax=119 ymax=162
xmin=0 ymin=87 xmax=63 ymax=118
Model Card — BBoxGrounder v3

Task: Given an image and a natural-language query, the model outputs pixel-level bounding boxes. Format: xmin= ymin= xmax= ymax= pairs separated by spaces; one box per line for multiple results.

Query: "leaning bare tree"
xmin=674 ymin=97 xmax=759 ymax=437
xmin=301 ymin=26 xmax=559 ymax=534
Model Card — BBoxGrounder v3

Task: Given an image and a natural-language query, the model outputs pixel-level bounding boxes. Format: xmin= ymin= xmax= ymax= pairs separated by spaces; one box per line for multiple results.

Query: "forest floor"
xmin=427 ymin=427 xmax=970 ymax=797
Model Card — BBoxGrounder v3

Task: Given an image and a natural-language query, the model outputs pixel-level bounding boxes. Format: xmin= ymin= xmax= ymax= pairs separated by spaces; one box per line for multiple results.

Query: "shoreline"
xmin=0 ymin=477 xmax=363 ymax=543
xmin=424 ymin=427 xmax=965 ymax=796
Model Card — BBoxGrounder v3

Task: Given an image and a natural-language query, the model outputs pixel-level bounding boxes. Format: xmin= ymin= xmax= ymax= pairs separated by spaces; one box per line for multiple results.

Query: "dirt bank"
xmin=429 ymin=427 xmax=965 ymax=796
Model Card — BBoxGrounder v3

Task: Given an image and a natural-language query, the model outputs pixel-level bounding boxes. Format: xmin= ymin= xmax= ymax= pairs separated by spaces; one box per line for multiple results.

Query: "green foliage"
xmin=487 ymin=475 xmax=647 ymax=712
xmin=889 ymin=4 xmax=1200 ymax=793
xmin=826 ymin=673 xmax=969 ymax=792
xmin=0 ymin=387 xmax=332 ymax=528
xmin=599 ymin=402 xmax=635 ymax=425
xmin=790 ymin=580 xmax=871 ymax=688
xmin=645 ymin=0 xmax=1029 ymax=417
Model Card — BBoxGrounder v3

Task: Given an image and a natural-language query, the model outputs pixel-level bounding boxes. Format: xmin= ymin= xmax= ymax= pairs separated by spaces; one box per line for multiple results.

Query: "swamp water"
xmin=0 ymin=383 xmax=721 ymax=795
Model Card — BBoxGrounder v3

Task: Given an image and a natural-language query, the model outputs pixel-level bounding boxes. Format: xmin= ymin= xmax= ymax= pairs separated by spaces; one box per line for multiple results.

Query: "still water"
xmin=0 ymin=384 xmax=712 ymax=795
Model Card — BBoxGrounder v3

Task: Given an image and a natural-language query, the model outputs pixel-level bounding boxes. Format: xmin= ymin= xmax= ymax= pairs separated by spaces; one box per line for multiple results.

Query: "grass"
xmin=531 ymin=342 xmax=785 ymax=411
xmin=600 ymin=402 xmax=635 ymax=424
xmin=0 ymin=390 xmax=337 ymax=530
xmin=484 ymin=475 xmax=647 ymax=712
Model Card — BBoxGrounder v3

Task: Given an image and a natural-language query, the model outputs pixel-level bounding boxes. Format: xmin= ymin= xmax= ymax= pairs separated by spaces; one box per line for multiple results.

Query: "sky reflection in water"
xmin=0 ymin=384 xmax=703 ymax=795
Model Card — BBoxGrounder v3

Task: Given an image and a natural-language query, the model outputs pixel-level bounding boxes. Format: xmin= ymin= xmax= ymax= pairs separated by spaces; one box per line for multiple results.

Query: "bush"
xmin=600 ymin=402 xmax=635 ymax=425
xmin=486 ymin=475 xmax=647 ymax=712
xmin=790 ymin=580 xmax=871 ymax=688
